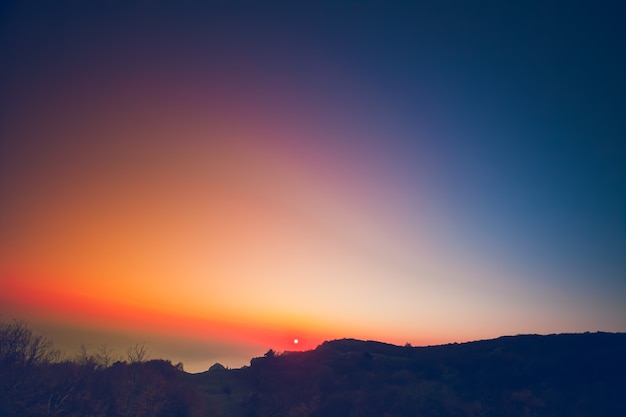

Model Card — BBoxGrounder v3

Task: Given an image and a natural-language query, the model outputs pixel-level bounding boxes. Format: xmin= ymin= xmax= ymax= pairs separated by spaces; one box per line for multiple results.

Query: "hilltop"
xmin=190 ymin=332 xmax=626 ymax=417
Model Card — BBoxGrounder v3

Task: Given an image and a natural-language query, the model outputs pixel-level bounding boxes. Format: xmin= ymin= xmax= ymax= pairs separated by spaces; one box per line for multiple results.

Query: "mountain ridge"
xmin=204 ymin=331 xmax=625 ymax=371
xmin=191 ymin=331 xmax=626 ymax=417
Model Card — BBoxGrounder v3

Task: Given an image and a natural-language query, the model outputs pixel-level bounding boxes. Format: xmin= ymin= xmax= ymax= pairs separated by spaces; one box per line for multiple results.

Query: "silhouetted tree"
xmin=126 ymin=342 xmax=150 ymax=363
xmin=0 ymin=320 xmax=61 ymax=417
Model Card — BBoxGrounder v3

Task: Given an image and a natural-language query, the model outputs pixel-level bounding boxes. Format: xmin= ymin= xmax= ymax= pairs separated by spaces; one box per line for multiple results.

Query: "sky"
xmin=1 ymin=1 xmax=625 ymax=372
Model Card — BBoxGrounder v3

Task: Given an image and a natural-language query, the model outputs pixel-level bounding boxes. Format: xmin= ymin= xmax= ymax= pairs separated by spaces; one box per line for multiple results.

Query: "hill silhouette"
xmin=2 ymin=320 xmax=625 ymax=417
xmin=192 ymin=332 xmax=626 ymax=417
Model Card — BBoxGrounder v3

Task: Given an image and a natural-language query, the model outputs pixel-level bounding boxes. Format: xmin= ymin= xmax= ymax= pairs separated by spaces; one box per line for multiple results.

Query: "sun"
xmin=293 ymin=338 xmax=299 ymax=345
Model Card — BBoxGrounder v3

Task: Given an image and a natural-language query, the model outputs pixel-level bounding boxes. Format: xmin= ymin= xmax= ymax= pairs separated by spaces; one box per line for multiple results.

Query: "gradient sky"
xmin=1 ymin=1 xmax=625 ymax=372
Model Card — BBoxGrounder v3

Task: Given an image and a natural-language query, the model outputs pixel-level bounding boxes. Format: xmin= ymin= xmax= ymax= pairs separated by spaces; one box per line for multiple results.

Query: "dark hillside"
xmin=191 ymin=332 xmax=626 ymax=417
xmin=2 ymin=321 xmax=624 ymax=417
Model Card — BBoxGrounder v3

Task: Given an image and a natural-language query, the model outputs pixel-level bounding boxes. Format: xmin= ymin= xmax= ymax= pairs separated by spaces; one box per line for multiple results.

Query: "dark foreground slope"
xmin=2 ymin=322 xmax=625 ymax=417
xmin=190 ymin=332 xmax=626 ymax=417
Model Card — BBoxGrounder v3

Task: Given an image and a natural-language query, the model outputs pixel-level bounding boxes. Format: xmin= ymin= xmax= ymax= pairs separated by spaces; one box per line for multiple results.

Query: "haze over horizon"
xmin=2 ymin=1 xmax=625 ymax=372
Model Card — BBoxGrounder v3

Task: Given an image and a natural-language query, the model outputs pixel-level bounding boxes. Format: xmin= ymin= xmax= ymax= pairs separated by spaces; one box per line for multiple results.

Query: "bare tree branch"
xmin=126 ymin=342 xmax=150 ymax=363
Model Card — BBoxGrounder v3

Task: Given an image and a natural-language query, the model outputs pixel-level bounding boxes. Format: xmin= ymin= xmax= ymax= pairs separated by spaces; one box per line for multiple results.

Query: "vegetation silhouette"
xmin=2 ymin=320 xmax=625 ymax=416
xmin=0 ymin=320 xmax=205 ymax=417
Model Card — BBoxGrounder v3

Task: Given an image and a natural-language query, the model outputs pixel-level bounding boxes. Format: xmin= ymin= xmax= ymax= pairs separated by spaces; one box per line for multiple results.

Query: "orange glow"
xmin=0 ymin=267 xmax=336 ymax=353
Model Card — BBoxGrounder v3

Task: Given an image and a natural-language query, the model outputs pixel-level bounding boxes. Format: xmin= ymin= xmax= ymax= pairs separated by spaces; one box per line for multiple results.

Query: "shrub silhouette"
xmin=0 ymin=320 xmax=205 ymax=417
